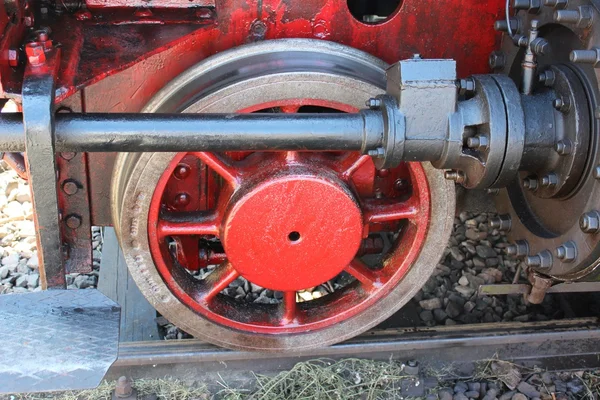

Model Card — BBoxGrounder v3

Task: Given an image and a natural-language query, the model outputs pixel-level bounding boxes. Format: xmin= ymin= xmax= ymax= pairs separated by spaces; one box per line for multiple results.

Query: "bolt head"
xmin=365 ymin=98 xmax=382 ymax=110
xmin=115 ymin=376 xmax=133 ymax=398
xmin=554 ymin=140 xmax=572 ymax=155
xmin=523 ymin=176 xmax=538 ymax=191
xmin=458 ymin=78 xmax=475 ymax=96
xmin=580 ymin=211 xmax=600 ymax=233
xmin=538 ymin=70 xmax=555 ymax=86
xmin=489 ymin=51 xmax=506 ymax=70
xmin=556 ymin=241 xmax=577 ymax=262
xmin=540 ymin=173 xmax=558 ymax=188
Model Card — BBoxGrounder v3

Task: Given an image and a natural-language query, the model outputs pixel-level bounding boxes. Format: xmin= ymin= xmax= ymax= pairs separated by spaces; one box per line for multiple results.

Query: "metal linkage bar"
xmin=22 ymin=49 xmax=66 ymax=289
xmin=0 ymin=111 xmax=385 ymax=153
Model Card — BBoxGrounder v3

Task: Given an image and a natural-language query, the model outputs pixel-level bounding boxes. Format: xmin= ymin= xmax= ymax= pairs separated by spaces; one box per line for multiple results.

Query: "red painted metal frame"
xmin=2 ymin=0 xmax=505 ymax=109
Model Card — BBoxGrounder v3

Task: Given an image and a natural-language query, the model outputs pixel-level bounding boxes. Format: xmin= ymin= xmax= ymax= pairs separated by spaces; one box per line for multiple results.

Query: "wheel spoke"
xmin=340 ymin=153 xmax=371 ymax=179
xmin=363 ymin=197 xmax=419 ymax=223
xmin=345 ymin=259 xmax=382 ymax=290
xmin=192 ymin=152 xmax=240 ymax=186
xmin=282 ymin=291 xmax=298 ymax=325
xmin=158 ymin=212 xmax=220 ymax=238
xmin=201 ymin=262 xmax=240 ymax=303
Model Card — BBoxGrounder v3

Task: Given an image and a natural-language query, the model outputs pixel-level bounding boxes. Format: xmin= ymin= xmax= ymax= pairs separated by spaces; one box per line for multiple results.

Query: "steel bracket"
xmin=22 ymin=47 xmax=65 ymax=288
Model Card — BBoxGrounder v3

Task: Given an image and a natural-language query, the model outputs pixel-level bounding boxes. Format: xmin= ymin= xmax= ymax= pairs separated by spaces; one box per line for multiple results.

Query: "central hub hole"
xmin=288 ymin=231 xmax=301 ymax=242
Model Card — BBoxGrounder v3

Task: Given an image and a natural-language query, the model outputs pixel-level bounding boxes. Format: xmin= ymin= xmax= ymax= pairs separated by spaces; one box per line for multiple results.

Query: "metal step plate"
xmin=0 ymin=289 xmax=120 ymax=393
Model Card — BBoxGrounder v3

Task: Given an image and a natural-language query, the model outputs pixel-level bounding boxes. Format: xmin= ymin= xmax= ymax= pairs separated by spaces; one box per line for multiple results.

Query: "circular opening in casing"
xmin=347 ymin=0 xmax=402 ymax=24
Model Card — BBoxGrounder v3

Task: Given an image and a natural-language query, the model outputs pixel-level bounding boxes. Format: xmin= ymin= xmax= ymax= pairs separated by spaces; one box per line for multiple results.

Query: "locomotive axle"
xmin=2 ymin=57 xmax=587 ymax=192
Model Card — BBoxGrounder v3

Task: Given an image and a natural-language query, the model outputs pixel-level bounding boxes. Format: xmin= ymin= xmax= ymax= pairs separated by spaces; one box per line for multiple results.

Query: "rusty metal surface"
xmin=0 ymin=289 xmax=120 ymax=394
xmin=57 ymin=151 xmax=93 ymax=274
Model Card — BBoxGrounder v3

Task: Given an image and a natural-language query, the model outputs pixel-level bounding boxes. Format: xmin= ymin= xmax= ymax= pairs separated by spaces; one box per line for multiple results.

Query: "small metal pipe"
xmin=0 ymin=111 xmax=383 ymax=153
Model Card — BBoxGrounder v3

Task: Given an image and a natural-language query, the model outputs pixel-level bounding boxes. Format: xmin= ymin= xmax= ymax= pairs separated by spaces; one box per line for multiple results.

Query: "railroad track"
xmin=107 ymin=318 xmax=600 ymax=383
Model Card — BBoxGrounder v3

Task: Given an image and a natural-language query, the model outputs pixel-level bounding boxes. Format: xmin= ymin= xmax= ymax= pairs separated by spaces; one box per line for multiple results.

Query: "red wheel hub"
xmin=222 ymin=163 xmax=363 ymax=291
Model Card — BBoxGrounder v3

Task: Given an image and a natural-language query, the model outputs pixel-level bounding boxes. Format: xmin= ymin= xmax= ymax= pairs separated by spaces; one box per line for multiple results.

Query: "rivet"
xmin=174 ymin=193 xmax=191 ymax=208
xmin=60 ymin=152 xmax=77 ymax=161
xmin=61 ymin=180 xmax=79 ymax=196
xmin=174 ymin=164 xmax=191 ymax=180
xmin=65 ymin=214 xmax=82 ymax=229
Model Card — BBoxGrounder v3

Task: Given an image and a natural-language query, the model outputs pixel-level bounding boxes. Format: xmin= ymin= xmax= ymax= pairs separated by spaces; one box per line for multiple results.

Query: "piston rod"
xmin=0 ymin=111 xmax=385 ymax=153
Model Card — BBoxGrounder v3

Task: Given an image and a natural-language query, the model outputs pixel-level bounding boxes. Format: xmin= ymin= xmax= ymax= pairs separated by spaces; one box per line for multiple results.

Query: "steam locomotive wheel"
xmin=112 ymin=40 xmax=455 ymax=351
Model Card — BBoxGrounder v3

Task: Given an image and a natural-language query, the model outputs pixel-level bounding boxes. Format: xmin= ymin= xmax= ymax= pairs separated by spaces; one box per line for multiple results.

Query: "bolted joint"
xmin=540 ymin=173 xmax=558 ymax=188
xmin=530 ymin=37 xmax=550 ymax=56
xmin=458 ymin=78 xmax=476 ymax=96
xmin=444 ymin=170 xmax=465 ymax=184
xmin=512 ymin=34 xmax=529 ymax=48
xmin=514 ymin=0 xmax=542 ymax=13
xmin=570 ymin=48 xmax=600 ymax=67
xmin=580 ymin=210 xmax=600 ymax=233
xmin=367 ymin=147 xmax=385 ymax=159
xmin=65 ymin=214 xmax=82 ymax=229
xmin=365 ymin=98 xmax=382 ymax=110
xmin=556 ymin=241 xmax=577 ymax=263
xmin=489 ymin=51 xmax=506 ymax=70
xmin=553 ymin=96 xmax=571 ymax=113
xmin=466 ymin=135 xmax=489 ymax=151
xmin=554 ymin=6 xmax=594 ymax=28
xmin=489 ymin=214 xmax=512 ymax=231
xmin=523 ymin=176 xmax=539 ymax=191
xmin=543 ymin=0 xmax=568 ymax=9
xmin=114 ymin=376 xmax=136 ymax=399
xmin=506 ymin=240 xmax=529 ymax=258
xmin=526 ymin=249 xmax=553 ymax=270
xmin=495 ymin=17 xmax=521 ymax=33
xmin=538 ymin=69 xmax=555 ymax=86
xmin=554 ymin=139 xmax=572 ymax=155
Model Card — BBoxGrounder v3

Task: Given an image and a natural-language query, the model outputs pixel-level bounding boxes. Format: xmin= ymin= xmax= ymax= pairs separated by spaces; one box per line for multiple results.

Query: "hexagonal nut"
xmin=459 ymin=78 xmax=475 ymax=96
xmin=25 ymin=43 xmax=46 ymax=66
xmin=580 ymin=210 xmax=600 ymax=234
xmin=556 ymin=241 xmax=577 ymax=262
xmin=489 ymin=51 xmax=506 ymax=70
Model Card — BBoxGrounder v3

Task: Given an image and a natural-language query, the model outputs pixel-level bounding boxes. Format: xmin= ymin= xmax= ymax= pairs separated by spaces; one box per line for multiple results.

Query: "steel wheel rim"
xmin=113 ymin=40 xmax=455 ymax=349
